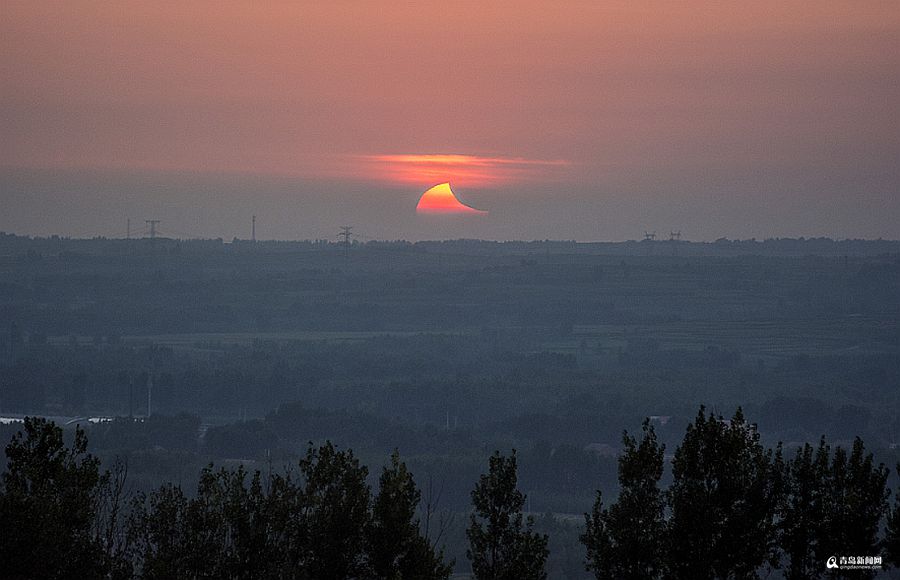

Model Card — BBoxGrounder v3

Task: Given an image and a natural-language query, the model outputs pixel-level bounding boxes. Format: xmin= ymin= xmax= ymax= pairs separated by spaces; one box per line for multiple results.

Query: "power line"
xmin=152 ymin=225 xmax=202 ymax=240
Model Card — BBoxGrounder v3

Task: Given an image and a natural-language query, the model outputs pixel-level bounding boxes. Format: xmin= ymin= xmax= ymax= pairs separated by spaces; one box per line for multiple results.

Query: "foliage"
xmin=126 ymin=441 xmax=450 ymax=579
xmin=369 ymin=450 xmax=452 ymax=579
xmin=467 ymin=450 xmax=549 ymax=580
xmin=4 ymin=407 xmax=900 ymax=579
xmin=821 ymin=439 xmax=887 ymax=579
xmin=886 ymin=463 xmax=900 ymax=569
xmin=779 ymin=441 xmax=824 ymax=580
xmin=780 ymin=437 xmax=888 ymax=579
xmin=582 ymin=418 xmax=666 ymax=579
xmin=666 ymin=407 xmax=781 ymax=580
xmin=0 ymin=417 xmax=111 ymax=579
xmin=581 ymin=493 xmax=613 ymax=579
xmin=298 ymin=441 xmax=371 ymax=579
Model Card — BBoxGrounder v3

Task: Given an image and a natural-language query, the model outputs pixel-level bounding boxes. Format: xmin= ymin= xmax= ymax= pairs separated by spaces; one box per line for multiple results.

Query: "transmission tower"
xmin=642 ymin=231 xmax=657 ymax=256
xmin=145 ymin=220 xmax=161 ymax=239
xmin=337 ymin=225 xmax=355 ymax=263
xmin=669 ymin=230 xmax=682 ymax=255
xmin=338 ymin=225 xmax=354 ymax=245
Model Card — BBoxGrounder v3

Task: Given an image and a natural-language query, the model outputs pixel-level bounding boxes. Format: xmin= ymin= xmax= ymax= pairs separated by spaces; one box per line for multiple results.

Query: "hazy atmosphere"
xmin=2 ymin=3 xmax=900 ymax=579
xmin=3 ymin=1 xmax=899 ymax=240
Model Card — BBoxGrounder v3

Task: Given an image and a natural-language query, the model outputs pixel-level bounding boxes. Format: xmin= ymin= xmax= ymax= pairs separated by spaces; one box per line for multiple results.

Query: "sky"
xmin=1 ymin=1 xmax=898 ymax=241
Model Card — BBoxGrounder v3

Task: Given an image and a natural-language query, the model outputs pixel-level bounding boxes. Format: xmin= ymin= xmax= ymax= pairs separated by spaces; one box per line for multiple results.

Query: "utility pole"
xmin=251 ymin=215 xmax=256 ymax=242
xmin=128 ymin=375 xmax=134 ymax=418
xmin=146 ymin=220 xmax=161 ymax=239
xmin=147 ymin=372 xmax=153 ymax=418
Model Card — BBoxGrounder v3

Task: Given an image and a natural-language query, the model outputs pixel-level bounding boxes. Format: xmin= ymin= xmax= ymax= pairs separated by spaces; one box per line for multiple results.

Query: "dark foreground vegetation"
xmin=4 ymin=409 xmax=900 ymax=579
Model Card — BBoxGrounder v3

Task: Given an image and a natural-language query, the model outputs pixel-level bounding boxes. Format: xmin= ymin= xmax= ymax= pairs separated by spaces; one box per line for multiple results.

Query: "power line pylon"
xmin=145 ymin=220 xmax=161 ymax=239
xmin=338 ymin=226 xmax=354 ymax=245
xmin=643 ymin=231 xmax=657 ymax=255
xmin=669 ymin=230 xmax=682 ymax=255
xmin=337 ymin=225 xmax=355 ymax=262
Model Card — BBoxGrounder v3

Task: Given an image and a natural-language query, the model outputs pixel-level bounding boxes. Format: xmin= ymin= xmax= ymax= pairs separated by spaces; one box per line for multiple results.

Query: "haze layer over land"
xmin=2 ymin=2 xmax=899 ymax=240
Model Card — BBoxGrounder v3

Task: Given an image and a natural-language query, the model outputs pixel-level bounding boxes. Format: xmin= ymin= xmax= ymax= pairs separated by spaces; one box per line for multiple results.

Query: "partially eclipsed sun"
xmin=416 ymin=183 xmax=487 ymax=215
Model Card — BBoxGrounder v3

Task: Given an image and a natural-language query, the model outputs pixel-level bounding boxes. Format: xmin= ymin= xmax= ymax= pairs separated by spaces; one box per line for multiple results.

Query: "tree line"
xmin=0 ymin=418 xmax=453 ymax=580
xmin=2 ymin=408 xmax=900 ymax=579
xmin=583 ymin=407 xmax=900 ymax=579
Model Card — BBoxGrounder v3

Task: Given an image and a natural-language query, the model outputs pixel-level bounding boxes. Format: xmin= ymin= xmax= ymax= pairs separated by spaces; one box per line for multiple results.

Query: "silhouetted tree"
xmin=368 ymin=450 xmax=452 ymax=579
xmin=0 ymin=417 xmax=107 ymax=579
xmin=128 ymin=484 xmax=212 ymax=579
xmin=198 ymin=466 xmax=272 ymax=578
xmin=300 ymin=441 xmax=372 ymax=579
xmin=467 ymin=450 xmax=548 ymax=580
xmin=774 ymin=438 xmax=888 ymax=579
xmin=818 ymin=438 xmax=888 ymax=579
xmin=667 ymin=407 xmax=781 ymax=579
xmin=130 ymin=467 xmax=269 ymax=578
xmin=885 ymin=463 xmax=900 ymax=569
xmin=96 ymin=457 xmax=133 ymax=579
xmin=779 ymin=441 xmax=827 ymax=580
xmin=582 ymin=418 xmax=666 ymax=579
xmin=129 ymin=443 xmax=375 ymax=579
xmin=581 ymin=492 xmax=613 ymax=579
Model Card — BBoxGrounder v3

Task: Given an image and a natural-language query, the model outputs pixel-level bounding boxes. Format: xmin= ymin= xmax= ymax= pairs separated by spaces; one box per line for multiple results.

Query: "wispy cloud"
xmin=352 ymin=154 xmax=571 ymax=188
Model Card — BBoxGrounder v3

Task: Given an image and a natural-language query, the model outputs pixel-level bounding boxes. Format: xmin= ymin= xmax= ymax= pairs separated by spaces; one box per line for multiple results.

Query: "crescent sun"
xmin=416 ymin=183 xmax=487 ymax=215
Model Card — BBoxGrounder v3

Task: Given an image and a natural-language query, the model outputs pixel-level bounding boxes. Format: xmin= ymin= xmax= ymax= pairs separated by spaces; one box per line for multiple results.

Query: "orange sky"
xmin=357 ymin=155 xmax=571 ymax=189
xmin=1 ymin=1 xmax=898 ymax=239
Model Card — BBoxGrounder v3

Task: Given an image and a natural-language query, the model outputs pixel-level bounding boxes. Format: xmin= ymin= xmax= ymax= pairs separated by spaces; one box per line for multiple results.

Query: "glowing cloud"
xmin=357 ymin=154 xmax=570 ymax=188
xmin=416 ymin=183 xmax=487 ymax=215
